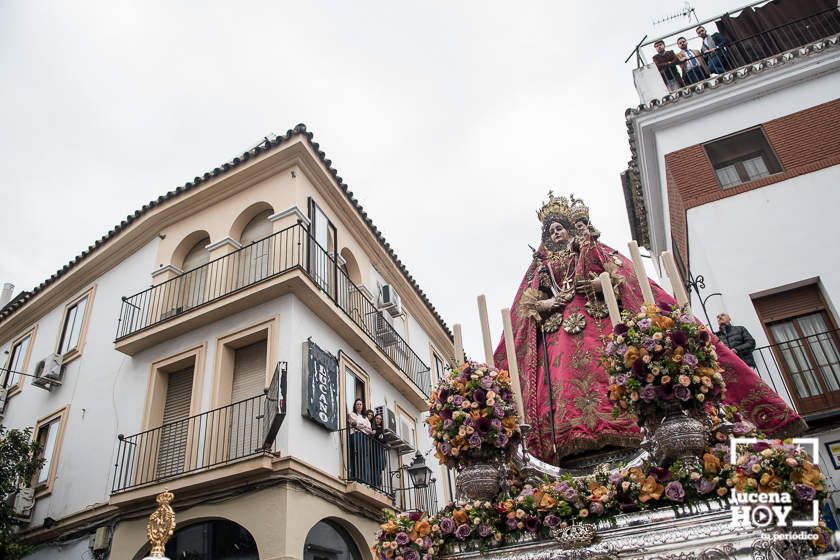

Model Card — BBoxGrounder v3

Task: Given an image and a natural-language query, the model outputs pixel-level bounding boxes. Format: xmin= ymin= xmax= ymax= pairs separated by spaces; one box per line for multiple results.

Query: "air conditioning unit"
xmin=0 ymin=386 xmax=7 ymax=417
xmin=8 ymin=487 xmax=35 ymax=523
xmin=379 ymin=284 xmax=403 ymax=317
xmin=375 ymin=405 xmax=399 ymax=433
xmin=374 ymin=406 xmax=414 ymax=455
xmin=374 ymin=313 xmax=400 ymax=347
xmin=31 ymin=353 xmax=63 ymax=391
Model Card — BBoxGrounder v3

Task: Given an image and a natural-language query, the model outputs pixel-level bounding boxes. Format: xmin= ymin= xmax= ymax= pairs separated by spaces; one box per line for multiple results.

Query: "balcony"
xmin=754 ymin=328 xmax=840 ymax=419
xmin=115 ymin=223 xmax=431 ymax=400
xmin=630 ymin=0 xmax=840 ymax=104
xmin=112 ymin=362 xmax=286 ymax=494
xmin=342 ymin=428 xmax=438 ymax=515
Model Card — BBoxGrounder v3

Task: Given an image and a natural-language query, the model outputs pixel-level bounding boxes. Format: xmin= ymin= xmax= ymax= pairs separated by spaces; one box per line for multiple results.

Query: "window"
xmin=752 ymin=281 xmax=840 ymax=415
xmin=308 ymin=198 xmax=337 ymax=294
xmin=704 ymin=127 xmax=782 ymax=189
xmin=343 ymin=362 xmax=368 ymax=415
xmin=164 ymin=519 xmax=258 ymax=560
xmin=3 ymin=329 xmax=34 ymax=393
xmin=237 ymin=209 xmax=274 ymax=287
xmin=431 ymin=349 xmax=446 ymax=384
xmin=33 ymin=407 xmax=68 ymax=494
xmin=57 ymin=289 xmax=94 ymax=359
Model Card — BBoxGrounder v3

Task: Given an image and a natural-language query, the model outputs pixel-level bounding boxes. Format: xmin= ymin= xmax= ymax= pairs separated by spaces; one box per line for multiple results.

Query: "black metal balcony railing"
xmin=116 ymin=222 xmax=431 ymax=396
xmin=634 ymin=2 xmax=840 ymax=83
xmin=753 ymin=329 xmax=840 ymax=418
xmin=343 ymin=428 xmax=438 ymax=515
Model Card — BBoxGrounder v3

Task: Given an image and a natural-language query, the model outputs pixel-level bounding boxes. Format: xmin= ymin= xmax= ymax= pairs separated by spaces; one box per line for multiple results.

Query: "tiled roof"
xmin=621 ymin=34 xmax=840 ymax=247
xmin=0 ymin=125 xmax=453 ymax=340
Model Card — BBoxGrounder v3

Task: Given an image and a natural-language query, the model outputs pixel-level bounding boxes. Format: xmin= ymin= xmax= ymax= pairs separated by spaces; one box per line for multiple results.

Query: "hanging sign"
xmin=303 ymin=339 xmax=339 ymax=431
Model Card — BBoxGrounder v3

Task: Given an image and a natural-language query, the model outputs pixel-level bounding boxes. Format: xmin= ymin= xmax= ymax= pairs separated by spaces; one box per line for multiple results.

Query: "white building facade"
xmin=0 ymin=125 xmax=454 ymax=560
xmin=623 ymin=3 xmax=840 ymax=517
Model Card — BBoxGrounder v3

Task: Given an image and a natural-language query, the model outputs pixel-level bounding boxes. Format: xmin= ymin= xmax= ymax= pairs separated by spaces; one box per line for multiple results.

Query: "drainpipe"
xmin=0 ymin=283 xmax=14 ymax=308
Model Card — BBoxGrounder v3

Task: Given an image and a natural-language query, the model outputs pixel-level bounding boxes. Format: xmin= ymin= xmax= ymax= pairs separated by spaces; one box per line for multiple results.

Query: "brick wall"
xmin=664 ymin=98 xmax=840 ymax=265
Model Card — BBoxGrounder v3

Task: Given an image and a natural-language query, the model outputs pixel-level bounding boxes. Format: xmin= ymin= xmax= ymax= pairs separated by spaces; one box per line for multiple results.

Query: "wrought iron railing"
xmin=112 ymin=365 xmax=284 ymax=493
xmin=632 ymin=2 xmax=840 ymax=80
xmin=753 ymin=329 xmax=840 ymax=417
xmin=116 ymin=222 xmax=431 ymax=396
xmin=343 ymin=428 xmax=438 ymax=515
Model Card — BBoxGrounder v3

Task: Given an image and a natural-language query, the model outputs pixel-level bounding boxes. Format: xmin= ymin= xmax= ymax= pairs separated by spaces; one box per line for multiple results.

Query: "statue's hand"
xmin=591 ymin=277 xmax=604 ymax=293
xmin=536 ymin=297 xmax=561 ymax=314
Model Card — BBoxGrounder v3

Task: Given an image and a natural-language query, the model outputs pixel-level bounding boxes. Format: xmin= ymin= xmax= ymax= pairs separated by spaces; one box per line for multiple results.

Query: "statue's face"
xmin=548 ymin=222 xmax=569 ymax=245
xmin=574 ymin=221 xmax=589 ymax=235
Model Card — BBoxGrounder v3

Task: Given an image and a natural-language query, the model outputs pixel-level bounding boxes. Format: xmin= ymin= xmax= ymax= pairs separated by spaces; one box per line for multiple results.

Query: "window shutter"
xmin=158 ymin=367 xmax=194 ymax=477
xmin=752 ymin=284 xmax=825 ymax=324
xmin=232 ymin=341 xmax=267 ymax=403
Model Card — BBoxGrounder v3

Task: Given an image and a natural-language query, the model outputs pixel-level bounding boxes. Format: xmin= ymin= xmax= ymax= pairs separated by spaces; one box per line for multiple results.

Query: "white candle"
xmin=501 ymin=308 xmax=527 ymax=422
xmin=660 ymin=251 xmax=690 ymax=308
xmin=477 ymin=294 xmax=494 ymax=366
xmin=453 ymin=323 xmax=465 ymax=366
xmin=628 ymin=240 xmax=655 ymax=306
xmin=599 ymin=271 xmax=621 ymax=325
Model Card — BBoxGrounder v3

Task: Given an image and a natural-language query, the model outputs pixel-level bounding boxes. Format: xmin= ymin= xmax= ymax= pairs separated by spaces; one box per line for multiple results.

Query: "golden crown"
xmin=537 ymin=191 xmax=590 ymax=224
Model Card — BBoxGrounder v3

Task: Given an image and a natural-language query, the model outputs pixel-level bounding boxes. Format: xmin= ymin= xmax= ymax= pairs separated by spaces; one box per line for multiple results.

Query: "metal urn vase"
xmin=651 ymin=408 xmax=709 ymax=470
xmin=455 ymin=463 xmax=501 ymax=501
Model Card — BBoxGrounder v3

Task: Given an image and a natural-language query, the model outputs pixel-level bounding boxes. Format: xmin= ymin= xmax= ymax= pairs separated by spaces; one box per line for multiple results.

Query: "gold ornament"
xmin=147 ymin=490 xmax=176 ymax=558
xmin=537 ymin=191 xmax=590 ymax=225
xmin=562 ymin=312 xmax=587 ymax=335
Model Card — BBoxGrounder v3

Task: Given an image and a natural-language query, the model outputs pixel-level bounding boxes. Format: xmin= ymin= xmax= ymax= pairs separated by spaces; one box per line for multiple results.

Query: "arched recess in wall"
xmin=133 ymin=517 xmax=259 ymax=560
xmin=303 ymin=518 xmax=369 ymax=560
xmin=234 ymin=205 xmax=275 ymax=286
xmin=171 ymin=230 xmax=211 ymax=271
xmin=230 ymin=202 xmax=275 ymax=242
xmin=339 ymin=247 xmax=362 ymax=285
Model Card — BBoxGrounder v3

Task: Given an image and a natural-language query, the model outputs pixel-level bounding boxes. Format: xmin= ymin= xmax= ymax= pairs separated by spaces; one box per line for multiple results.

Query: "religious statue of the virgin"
xmin=493 ymin=193 xmax=805 ymax=465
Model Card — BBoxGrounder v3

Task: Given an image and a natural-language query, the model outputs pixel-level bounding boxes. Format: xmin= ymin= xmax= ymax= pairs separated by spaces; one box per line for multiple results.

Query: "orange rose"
xmin=628 ymin=467 xmax=646 ymax=484
xmin=497 ymin=370 xmax=511 ymax=384
xmin=639 ymin=476 xmax=664 ymax=503
xmin=703 ymin=453 xmax=721 ymax=474
xmin=792 ymin=462 xmax=825 ymax=491
xmin=453 ymin=509 xmax=468 ymax=525
xmin=759 ymin=473 xmax=782 ymax=493
xmin=623 ymin=346 xmax=641 ymax=368
xmin=652 ymin=315 xmax=674 ymax=329
xmin=414 ymin=519 xmax=431 ymax=537
xmin=538 ymin=492 xmax=557 ymax=511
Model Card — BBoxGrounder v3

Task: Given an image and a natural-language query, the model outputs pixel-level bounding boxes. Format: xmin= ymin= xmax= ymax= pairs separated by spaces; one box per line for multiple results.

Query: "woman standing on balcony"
xmin=348 ymin=399 xmax=375 ymax=486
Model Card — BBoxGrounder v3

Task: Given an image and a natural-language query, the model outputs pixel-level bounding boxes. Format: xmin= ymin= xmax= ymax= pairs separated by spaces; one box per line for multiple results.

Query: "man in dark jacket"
xmin=716 ymin=312 xmax=757 ymax=368
xmin=696 ymin=25 xmax=730 ymax=74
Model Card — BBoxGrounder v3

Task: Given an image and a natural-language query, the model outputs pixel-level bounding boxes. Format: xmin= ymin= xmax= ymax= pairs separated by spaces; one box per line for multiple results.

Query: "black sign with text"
xmin=304 ymin=340 xmax=339 ymax=431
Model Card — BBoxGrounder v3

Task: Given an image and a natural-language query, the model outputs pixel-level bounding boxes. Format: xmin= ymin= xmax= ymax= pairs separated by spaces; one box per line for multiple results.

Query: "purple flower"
xmin=698 ymin=330 xmax=710 ymax=343
xmin=543 ymin=513 xmax=561 ymax=528
xmin=505 ymin=517 xmax=518 ymax=529
xmin=439 ymin=442 xmax=452 ymax=456
xmin=452 ymin=395 xmax=464 ymax=406
xmin=632 ymin=358 xmax=648 ymax=375
xmin=752 ymin=441 xmax=771 ymax=452
xmin=664 ymin=481 xmax=685 ymax=502
xmin=478 ymin=524 xmax=493 ymax=538
xmin=673 ymin=384 xmax=691 ymax=401
xmin=524 ymin=515 xmax=540 ymax=533
xmin=648 ymin=466 xmax=672 ymax=482
xmin=455 ymin=524 xmax=472 ymax=540
xmin=408 ymin=511 xmax=423 ymax=522
xmin=589 ymin=501 xmax=605 ymax=515
xmin=657 ymin=384 xmax=675 ymax=401
xmin=733 ymin=422 xmax=753 ymax=437
xmin=491 ymin=418 xmax=502 ymax=430
xmin=395 ymin=532 xmax=410 ymax=546
xmin=640 ymin=384 xmax=657 ymax=402
xmin=682 ymin=353 xmax=699 ymax=367
xmin=609 ymin=471 xmax=623 ymax=486
xmin=443 ymin=419 xmax=454 ymax=431
xmin=480 ymin=376 xmax=494 ymax=390
xmin=473 ymin=388 xmax=487 ymax=405
xmin=468 ymin=434 xmax=482 ymax=448
xmin=422 ymin=536 xmax=432 ymax=549
xmin=670 ymin=331 xmax=688 ymax=347
xmin=616 ymin=373 xmax=628 ymax=386
xmin=678 ymin=314 xmax=693 ymax=324
xmin=563 ymin=488 xmax=578 ymax=501
xmin=638 ymin=318 xmax=652 ymax=330
xmin=605 ymin=341 xmax=616 ymax=354
xmin=616 ymin=343 xmax=628 ymax=355
xmin=404 ymin=550 xmax=420 ymax=560
xmin=643 ymin=337 xmax=658 ymax=351
xmin=440 ymin=518 xmax=455 ymax=534
xmin=795 ymin=483 xmax=817 ymax=502
xmin=496 ymin=433 xmax=509 ymax=448
xmin=695 ymin=478 xmax=715 ymax=495
xmin=493 ymin=405 xmax=505 ymax=418
xmin=614 ymin=323 xmax=629 ymax=335
xmin=475 ymin=416 xmax=492 ymax=434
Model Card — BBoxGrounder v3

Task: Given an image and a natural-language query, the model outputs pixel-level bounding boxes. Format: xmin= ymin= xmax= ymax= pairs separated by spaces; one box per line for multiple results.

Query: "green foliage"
xmin=0 ymin=426 xmax=44 ymax=560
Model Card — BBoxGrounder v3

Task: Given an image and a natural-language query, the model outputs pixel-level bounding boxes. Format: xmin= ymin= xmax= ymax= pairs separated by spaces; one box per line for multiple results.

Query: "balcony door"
xmin=754 ymin=281 xmax=840 ymax=415
xmin=308 ymin=198 xmax=337 ymax=296
xmin=768 ymin=313 xmax=840 ymax=414
xmin=157 ymin=366 xmax=194 ymax=479
xmin=228 ymin=340 xmax=267 ymax=459
xmin=237 ymin=210 xmax=274 ymax=289
xmin=170 ymin=237 xmax=210 ymax=317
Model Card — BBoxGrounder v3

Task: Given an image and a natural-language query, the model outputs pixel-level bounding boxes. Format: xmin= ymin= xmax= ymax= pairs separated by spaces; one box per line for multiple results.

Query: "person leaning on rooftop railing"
xmin=676 ymin=36 xmax=709 ymax=85
xmin=716 ymin=312 xmax=757 ymax=369
xmin=696 ymin=25 xmax=731 ymax=74
xmin=652 ymin=39 xmax=685 ymax=91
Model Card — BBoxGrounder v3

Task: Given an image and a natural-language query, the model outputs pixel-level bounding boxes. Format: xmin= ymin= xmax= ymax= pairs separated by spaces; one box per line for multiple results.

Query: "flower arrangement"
xmin=374 ymin=437 xmax=829 ymax=560
xmin=426 ymin=362 xmax=520 ymax=470
xmin=603 ymin=305 xmax=726 ymax=421
xmin=373 ymin=509 xmax=434 ymax=560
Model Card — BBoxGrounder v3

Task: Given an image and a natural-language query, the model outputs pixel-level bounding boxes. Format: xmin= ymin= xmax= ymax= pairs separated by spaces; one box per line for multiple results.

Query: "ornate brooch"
xmin=542 ymin=312 xmax=564 ymax=333
xmin=562 ymin=312 xmax=586 ymax=335
xmin=585 ymin=299 xmax=609 ymax=319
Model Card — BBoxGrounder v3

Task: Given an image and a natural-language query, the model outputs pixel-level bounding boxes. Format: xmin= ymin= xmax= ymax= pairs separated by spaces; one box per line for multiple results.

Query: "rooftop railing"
xmin=753 ymin=328 xmax=840 ymax=418
xmin=116 ymin=222 xmax=431 ymax=396
xmin=631 ymin=1 xmax=840 ymax=86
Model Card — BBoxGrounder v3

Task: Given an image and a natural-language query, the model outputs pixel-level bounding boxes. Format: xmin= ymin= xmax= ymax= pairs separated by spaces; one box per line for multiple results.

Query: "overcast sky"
xmin=0 ymin=0 xmax=736 ymax=360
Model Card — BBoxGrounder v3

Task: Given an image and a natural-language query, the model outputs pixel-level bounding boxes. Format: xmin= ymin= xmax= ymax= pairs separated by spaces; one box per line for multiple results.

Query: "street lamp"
xmin=405 ymin=452 xmax=432 ymax=488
